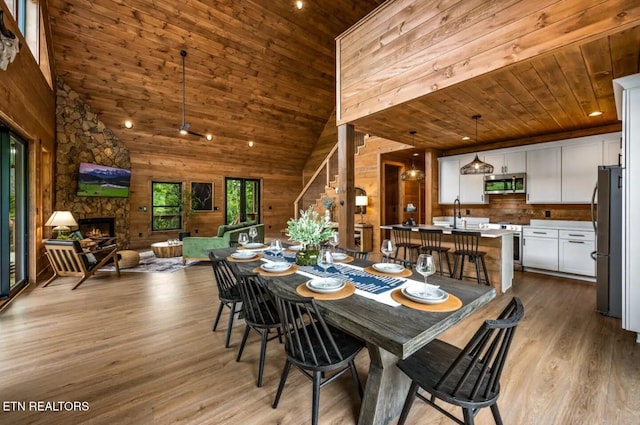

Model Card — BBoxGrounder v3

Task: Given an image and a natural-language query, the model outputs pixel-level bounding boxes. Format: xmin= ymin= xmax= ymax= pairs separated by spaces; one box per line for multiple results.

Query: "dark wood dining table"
xmin=215 ymin=247 xmax=496 ymax=425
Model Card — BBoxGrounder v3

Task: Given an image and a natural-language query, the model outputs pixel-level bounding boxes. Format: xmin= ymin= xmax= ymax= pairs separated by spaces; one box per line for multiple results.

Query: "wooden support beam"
xmin=337 ymin=124 xmax=356 ymax=249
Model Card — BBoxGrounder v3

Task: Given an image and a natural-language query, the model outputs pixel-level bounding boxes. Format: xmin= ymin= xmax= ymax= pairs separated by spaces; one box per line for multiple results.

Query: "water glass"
xmin=238 ymin=233 xmax=249 ymax=247
xmin=248 ymin=227 xmax=258 ymax=244
xmin=317 ymin=247 xmax=334 ymax=278
xmin=270 ymin=239 xmax=283 ymax=261
xmin=381 ymin=239 xmax=394 ymax=263
xmin=416 ymin=254 xmax=436 ymax=296
xmin=329 ymin=232 xmax=339 ymax=252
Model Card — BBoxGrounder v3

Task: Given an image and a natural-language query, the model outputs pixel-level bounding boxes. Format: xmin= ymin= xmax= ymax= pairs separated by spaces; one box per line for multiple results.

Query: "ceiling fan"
xmin=157 ymin=50 xmax=212 ymax=140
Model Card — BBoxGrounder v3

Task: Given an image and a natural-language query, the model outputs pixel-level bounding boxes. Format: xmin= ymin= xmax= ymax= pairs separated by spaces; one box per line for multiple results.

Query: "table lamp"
xmin=355 ymin=195 xmax=368 ymax=224
xmin=45 ymin=211 xmax=78 ymax=239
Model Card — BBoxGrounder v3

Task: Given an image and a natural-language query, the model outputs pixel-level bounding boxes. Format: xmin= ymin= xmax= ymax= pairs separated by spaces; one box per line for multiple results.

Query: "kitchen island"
xmin=381 ymin=224 xmax=514 ymax=294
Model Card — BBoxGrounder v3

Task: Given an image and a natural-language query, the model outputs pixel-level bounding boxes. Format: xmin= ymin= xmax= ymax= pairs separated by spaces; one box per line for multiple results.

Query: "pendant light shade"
xmin=460 ymin=115 xmax=494 ymax=175
xmin=401 ymin=131 xmax=425 ymax=181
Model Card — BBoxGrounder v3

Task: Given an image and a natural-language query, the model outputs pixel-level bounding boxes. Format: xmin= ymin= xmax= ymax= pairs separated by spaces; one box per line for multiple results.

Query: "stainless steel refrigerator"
xmin=591 ymin=165 xmax=622 ymax=318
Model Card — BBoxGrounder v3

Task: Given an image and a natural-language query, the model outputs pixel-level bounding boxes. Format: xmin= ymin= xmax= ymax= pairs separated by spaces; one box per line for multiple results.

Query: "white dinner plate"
xmin=306 ymin=278 xmax=345 ymax=294
xmin=231 ymin=251 xmax=257 ymax=260
xmin=331 ymin=252 xmax=348 ymax=261
xmin=260 ymin=262 xmax=292 ymax=272
xmin=244 ymin=243 xmax=265 ymax=249
xmin=372 ymin=263 xmax=405 ymax=274
xmin=288 ymin=245 xmax=303 ymax=251
xmin=401 ymin=284 xmax=449 ymax=305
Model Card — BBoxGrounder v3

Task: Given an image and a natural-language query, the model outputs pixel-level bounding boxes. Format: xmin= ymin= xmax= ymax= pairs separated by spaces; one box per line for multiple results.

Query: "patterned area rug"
xmin=101 ymin=250 xmax=196 ymax=273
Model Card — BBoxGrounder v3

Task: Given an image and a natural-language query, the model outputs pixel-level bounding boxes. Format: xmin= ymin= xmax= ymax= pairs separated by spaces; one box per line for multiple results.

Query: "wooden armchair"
xmin=43 ymin=240 xmax=120 ymax=290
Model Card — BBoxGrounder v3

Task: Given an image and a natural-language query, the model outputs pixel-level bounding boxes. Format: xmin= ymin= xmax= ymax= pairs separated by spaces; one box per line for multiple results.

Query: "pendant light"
xmin=460 ymin=115 xmax=494 ymax=175
xmin=401 ymin=130 xmax=425 ymax=181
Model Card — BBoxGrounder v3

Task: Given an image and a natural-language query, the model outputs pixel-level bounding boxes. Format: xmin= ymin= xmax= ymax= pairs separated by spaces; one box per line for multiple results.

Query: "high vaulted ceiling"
xmin=47 ymin=0 xmax=385 ymax=171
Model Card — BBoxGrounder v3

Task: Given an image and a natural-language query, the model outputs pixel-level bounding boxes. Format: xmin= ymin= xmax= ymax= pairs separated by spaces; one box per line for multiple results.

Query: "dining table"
xmin=215 ymin=246 xmax=496 ymax=425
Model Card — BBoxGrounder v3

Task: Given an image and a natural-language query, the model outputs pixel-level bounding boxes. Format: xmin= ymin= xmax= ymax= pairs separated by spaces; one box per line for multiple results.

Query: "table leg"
xmin=358 ymin=344 xmax=412 ymax=425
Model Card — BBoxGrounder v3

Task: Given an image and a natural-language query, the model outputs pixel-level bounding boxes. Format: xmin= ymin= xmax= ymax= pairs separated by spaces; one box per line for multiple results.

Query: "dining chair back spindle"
xmin=208 ymin=253 xmax=243 ymax=348
xmin=235 ymin=272 xmax=282 ymax=387
xmin=452 ymin=230 xmax=490 ymax=285
xmin=392 ymin=226 xmax=422 ymax=269
xmin=272 ymin=294 xmax=365 ymax=425
xmin=396 ymin=297 xmax=525 ymax=425
xmin=418 ymin=228 xmax=451 ymax=277
xmin=337 ymin=246 xmax=370 ymax=261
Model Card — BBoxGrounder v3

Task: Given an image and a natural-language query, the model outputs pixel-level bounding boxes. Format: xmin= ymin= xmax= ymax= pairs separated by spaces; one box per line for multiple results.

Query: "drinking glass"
xmin=238 ymin=233 xmax=249 ymax=247
xmin=248 ymin=227 xmax=258 ymax=244
xmin=270 ymin=239 xmax=283 ymax=261
xmin=329 ymin=232 xmax=339 ymax=252
xmin=317 ymin=247 xmax=334 ymax=278
xmin=416 ymin=254 xmax=436 ymax=296
xmin=381 ymin=239 xmax=394 ymax=263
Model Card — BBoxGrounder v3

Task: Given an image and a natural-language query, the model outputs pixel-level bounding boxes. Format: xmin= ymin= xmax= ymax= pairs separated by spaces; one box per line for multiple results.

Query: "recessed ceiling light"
xmin=206 ymin=134 xmax=213 ymax=141
xmin=295 ymin=1 xmax=303 ymax=9
xmin=124 ymin=120 xmax=133 ymax=129
xmin=462 ymin=136 xmax=470 ymax=141
xmin=589 ymin=111 xmax=603 ymax=117
xmin=179 ymin=129 xmax=188 ymax=135
xmin=248 ymin=140 xmax=255 ymax=147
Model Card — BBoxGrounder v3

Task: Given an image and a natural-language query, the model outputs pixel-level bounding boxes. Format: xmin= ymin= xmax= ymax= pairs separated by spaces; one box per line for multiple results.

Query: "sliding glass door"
xmin=225 ymin=178 xmax=261 ymax=224
xmin=1 ymin=127 xmax=28 ymax=298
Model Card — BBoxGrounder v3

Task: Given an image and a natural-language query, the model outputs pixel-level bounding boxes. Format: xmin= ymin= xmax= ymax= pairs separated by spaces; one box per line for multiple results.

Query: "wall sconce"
xmin=355 ymin=195 xmax=369 ymax=224
xmin=45 ymin=211 xmax=78 ymax=239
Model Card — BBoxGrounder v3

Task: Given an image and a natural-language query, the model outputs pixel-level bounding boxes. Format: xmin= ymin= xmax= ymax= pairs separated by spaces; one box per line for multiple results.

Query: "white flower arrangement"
xmin=286 ymin=206 xmax=334 ymax=246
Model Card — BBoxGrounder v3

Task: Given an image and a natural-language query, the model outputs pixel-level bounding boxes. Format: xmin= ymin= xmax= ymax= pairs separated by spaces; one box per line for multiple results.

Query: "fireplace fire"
xmin=78 ymin=217 xmax=115 ymax=238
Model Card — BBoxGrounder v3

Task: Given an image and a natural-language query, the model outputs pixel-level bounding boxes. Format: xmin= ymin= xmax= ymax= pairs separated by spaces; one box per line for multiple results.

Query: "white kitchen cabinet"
xmin=459 ymin=154 xmax=488 ymax=204
xmin=438 ymin=157 xmax=460 ymax=204
xmin=603 ymin=138 xmax=621 ymax=166
xmin=561 ymin=141 xmax=602 ymax=203
xmin=483 ymin=151 xmax=526 ymax=174
xmin=558 ymin=230 xmax=596 ymax=276
xmin=523 ymin=227 xmax=559 ymax=271
xmin=526 ymin=146 xmax=562 ymax=203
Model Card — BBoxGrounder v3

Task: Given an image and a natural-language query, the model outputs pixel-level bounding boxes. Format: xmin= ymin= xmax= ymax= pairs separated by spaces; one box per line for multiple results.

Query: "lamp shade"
xmin=45 ymin=211 xmax=78 ymax=228
xmin=355 ymin=196 xmax=368 ymax=207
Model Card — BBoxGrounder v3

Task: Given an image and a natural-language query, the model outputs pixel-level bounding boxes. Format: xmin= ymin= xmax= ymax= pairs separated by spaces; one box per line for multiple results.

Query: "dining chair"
xmin=337 ymin=246 xmax=370 ymax=261
xmin=272 ymin=293 xmax=365 ymax=425
xmin=418 ymin=228 xmax=451 ymax=276
xmin=396 ymin=297 xmax=524 ymax=425
xmin=392 ymin=226 xmax=421 ymax=269
xmin=451 ymin=230 xmax=490 ymax=285
xmin=208 ymin=252 xmax=243 ymax=348
xmin=234 ymin=271 xmax=283 ymax=387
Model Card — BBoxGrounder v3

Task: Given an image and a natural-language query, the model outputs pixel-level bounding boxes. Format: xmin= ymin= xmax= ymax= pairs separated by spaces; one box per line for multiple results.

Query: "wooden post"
xmin=337 ymin=124 xmax=356 ymax=249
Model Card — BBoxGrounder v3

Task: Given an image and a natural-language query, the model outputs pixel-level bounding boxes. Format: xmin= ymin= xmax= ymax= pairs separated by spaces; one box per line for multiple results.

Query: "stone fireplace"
xmin=78 ymin=217 xmax=115 ymax=238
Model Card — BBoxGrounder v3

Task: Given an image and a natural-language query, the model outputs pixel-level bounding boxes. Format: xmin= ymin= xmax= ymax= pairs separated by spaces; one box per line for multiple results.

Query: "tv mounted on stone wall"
xmin=77 ymin=162 xmax=131 ymax=198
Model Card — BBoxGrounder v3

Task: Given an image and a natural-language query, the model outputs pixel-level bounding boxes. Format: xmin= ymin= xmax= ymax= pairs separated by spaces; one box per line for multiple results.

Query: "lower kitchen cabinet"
xmin=558 ymin=230 xmax=595 ymax=276
xmin=522 ymin=228 xmax=559 ymax=271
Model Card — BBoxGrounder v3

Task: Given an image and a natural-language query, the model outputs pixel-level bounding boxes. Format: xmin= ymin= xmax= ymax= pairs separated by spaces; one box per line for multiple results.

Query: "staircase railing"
xmin=294 ymin=132 xmax=366 ymax=218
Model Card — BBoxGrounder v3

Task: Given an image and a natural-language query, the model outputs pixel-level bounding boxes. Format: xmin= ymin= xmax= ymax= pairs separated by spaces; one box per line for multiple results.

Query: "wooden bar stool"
xmin=392 ymin=226 xmax=421 ymax=269
xmin=418 ymin=228 xmax=451 ymax=276
xmin=451 ymin=230 xmax=490 ymax=285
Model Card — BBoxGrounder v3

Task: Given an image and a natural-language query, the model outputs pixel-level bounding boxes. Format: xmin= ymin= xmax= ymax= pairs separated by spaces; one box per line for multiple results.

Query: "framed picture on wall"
xmin=191 ymin=182 xmax=214 ymax=211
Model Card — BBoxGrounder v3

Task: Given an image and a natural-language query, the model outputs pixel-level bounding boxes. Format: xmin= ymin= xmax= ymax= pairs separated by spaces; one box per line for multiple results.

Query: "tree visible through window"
xmin=152 ymin=182 xmax=182 ymax=231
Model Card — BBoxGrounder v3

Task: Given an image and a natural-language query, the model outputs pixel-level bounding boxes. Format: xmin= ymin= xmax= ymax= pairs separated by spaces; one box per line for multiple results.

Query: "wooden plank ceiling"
xmin=350 ymin=24 xmax=640 ymax=154
xmin=46 ymin=0 xmax=385 ymax=171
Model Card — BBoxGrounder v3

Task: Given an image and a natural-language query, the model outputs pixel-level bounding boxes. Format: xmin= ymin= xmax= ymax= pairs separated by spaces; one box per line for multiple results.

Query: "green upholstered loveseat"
xmin=182 ymin=222 xmax=264 ymax=264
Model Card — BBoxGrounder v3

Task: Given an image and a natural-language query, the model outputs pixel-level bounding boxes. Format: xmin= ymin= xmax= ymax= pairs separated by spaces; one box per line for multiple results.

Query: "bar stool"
xmin=451 ymin=230 xmax=490 ymax=285
xmin=418 ymin=228 xmax=451 ymax=277
xmin=391 ymin=226 xmax=421 ymax=269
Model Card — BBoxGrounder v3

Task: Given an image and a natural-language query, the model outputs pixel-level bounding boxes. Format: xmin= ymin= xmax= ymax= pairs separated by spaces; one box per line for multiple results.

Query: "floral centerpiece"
xmin=286 ymin=206 xmax=334 ymax=266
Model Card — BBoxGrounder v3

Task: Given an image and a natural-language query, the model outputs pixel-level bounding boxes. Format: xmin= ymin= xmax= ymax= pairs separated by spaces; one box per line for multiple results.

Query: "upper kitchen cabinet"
xmin=438 ymin=155 xmax=487 ymax=204
xmin=526 ymin=146 xmax=562 ymax=204
xmin=561 ymin=141 xmax=602 ymax=203
xmin=483 ymin=151 xmax=526 ymax=175
xmin=603 ymin=137 xmax=622 ymax=166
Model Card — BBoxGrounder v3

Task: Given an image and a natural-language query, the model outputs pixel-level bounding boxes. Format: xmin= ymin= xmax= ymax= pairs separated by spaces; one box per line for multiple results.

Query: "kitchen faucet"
xmin=453 ymin=197 xmax=461 ymax=229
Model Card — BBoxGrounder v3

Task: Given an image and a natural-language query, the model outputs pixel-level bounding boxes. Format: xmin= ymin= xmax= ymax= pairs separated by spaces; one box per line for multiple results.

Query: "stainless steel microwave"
xmin=483 ymin=173 xmax=526 ymax=194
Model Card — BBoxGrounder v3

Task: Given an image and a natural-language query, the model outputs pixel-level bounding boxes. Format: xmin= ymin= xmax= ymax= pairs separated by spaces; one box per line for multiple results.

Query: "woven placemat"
xmin=364 ymin=265 xmax=413 ymax=278
xmin=390 ymin=289 xmax=462 ymax=312
xmin=252 ymin=264 xmax=299 ymax=276
xmin=226 ymin=253 xmax=263 ymax=263
xmin=333 ymin=255 xmax=354 ymax=264
xmin=296 ymin=282 xmax=356 ymax=300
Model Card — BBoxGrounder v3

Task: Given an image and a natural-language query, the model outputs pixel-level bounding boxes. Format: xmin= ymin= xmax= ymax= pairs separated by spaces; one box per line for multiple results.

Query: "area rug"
xmin=101 ymin=250 xmax=196 ymax=273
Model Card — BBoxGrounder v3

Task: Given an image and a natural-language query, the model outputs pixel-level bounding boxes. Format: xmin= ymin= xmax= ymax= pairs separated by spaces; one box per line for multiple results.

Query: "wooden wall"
xmin=302 ymin=108 xmax=338 ymax=185
xmin=0 ymin=1 xmax=56 ymax=283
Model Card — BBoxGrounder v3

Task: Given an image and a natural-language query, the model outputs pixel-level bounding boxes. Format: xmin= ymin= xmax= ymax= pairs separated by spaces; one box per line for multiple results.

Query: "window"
xmin=225 ymin=178 xmax=260 ymax=224
xmin=6 ymin=0 xmax=40 ymax=63
xmin=151 ymin=182 xmax=182 ymax=231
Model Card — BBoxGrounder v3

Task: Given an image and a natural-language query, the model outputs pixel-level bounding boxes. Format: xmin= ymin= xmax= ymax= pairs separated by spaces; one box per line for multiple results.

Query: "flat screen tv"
xmin=77 ymin=162 xmax=132 ymax=198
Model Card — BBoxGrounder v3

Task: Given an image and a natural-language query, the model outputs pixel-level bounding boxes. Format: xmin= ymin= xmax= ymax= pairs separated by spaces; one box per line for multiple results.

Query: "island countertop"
xmin=379 ymin=224 xmax=513 ymax=238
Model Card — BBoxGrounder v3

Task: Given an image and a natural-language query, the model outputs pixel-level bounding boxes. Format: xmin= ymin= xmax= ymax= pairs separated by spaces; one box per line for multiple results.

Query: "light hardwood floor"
xmin=1 ymin=264 xmax=639 ymax=425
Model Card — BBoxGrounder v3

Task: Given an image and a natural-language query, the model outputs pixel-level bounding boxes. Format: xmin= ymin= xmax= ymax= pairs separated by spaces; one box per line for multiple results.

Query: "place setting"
xmin=253 ymin=240 xmax=299 ymax=276
xmin=363 ymin=239 xmax=412 ymax=278
xmin=227 ymin=250 xmax=263 ymax=262
xmin=391 ymin=254 xmax=462 ymax=312
xmin=236 ymin=232 xmax=268 ymax=250
xmin=296 ymin=247 xmax=355 ymax=300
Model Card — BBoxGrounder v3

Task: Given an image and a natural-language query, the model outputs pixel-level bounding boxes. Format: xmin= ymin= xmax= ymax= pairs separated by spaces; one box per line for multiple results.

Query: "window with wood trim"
xmin=151 ymin=182 xmax=182 ymax=231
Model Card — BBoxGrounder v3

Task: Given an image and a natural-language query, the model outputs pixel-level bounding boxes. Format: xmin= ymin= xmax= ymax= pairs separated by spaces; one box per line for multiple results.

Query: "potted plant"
xmin=286 ymin=206 xmax=334 ymax=266
xmin=322 ymin=196 xmax=335 ymax=223
xmin=178 ymin=189 xmax=197 ymax=240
